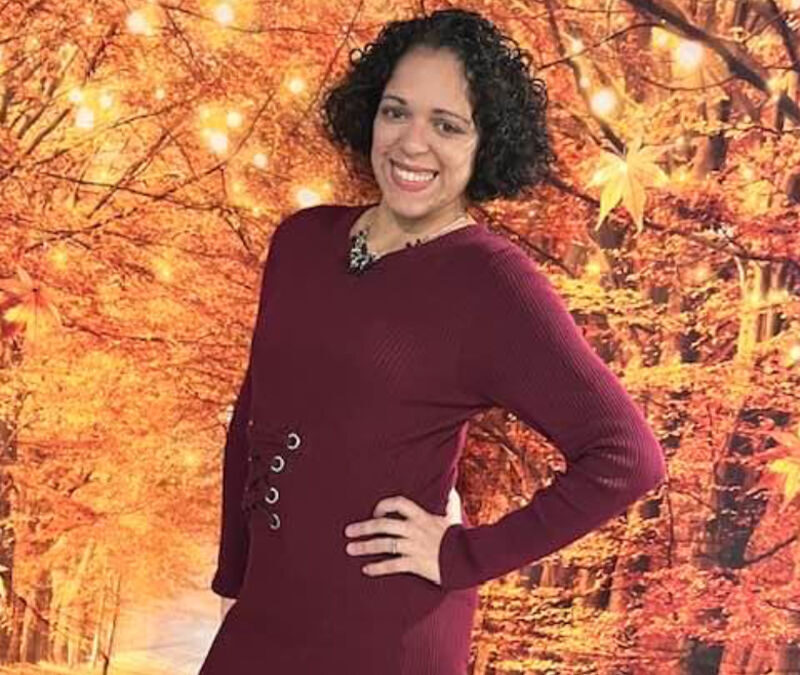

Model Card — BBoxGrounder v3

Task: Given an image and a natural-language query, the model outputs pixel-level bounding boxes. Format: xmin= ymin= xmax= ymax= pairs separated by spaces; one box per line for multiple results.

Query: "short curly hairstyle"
xmin=320 ymin=8 xmax=555 ymax=203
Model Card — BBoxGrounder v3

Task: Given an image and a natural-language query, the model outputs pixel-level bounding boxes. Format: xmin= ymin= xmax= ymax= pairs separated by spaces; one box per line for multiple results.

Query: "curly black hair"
xmin=320 ymin=8 xmax=555 ymax=203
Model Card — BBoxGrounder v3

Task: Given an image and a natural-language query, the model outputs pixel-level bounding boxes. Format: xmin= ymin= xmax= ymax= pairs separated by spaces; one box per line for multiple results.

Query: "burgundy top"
xmin=200 ymin=204 xmax=666 ymax=675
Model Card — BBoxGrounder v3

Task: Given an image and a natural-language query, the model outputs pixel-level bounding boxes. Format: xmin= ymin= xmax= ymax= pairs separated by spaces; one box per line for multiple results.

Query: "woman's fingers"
xmin=344 ymin=494 xmax=453 ymax=585
xmin=362 ymin=554 xmax=415 ymax=577
xmin=345 ymin=515 xmax=407 ymax=538
xmin=371 ymin=495 xmax=427 ymax=521
xmin=346 ymin=536 xmax=404 ymax=556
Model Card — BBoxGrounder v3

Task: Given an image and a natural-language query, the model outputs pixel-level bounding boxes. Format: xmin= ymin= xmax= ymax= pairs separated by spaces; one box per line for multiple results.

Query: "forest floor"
xmin=1 ymin=658 xmax=172 ymax=674
xmin=1 ymin=586 xmax=218 ymax=674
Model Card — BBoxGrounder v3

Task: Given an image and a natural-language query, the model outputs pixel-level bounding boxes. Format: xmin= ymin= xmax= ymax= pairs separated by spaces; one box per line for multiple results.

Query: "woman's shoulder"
xmin=272 ymin=202 xmax=363 ymax=240
xmin=455 ymin=221 xmax=538 ymax=274
xmin=276 ymin=202 xmax=351 ymax=228
xmin=458 ymin=223 xmax=556 ymax=302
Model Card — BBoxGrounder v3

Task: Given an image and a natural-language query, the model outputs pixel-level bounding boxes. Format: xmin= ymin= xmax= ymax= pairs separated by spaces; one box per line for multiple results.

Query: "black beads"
xmin=348 ymin=230 xmax=377 ymax=275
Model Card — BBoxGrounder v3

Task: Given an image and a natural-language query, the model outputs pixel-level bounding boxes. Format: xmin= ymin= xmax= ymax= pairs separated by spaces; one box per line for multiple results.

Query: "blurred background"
xmin=0 ymin=0 xmax=798 ymax=673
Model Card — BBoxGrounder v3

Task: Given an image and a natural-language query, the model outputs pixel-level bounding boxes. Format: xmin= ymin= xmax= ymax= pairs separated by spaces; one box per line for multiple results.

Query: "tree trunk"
xmin=102 ymin=572 xmax=121 ymax=675
xmin=90 ymin=577 xmax=108 ymax=668
xmin=686 ymin=259 xmax=792 ymax=674
xmin=0 ymin=342 xmax=24 ymax=664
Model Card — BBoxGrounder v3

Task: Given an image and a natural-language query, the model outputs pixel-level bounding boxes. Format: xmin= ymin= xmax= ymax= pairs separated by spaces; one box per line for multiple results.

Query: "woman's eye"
xmin=382 ymin=107 xmax=404 ymax=119
xmin=437 ymin=121 xmax=462 ymax=134
xmin=380 ymin=107 xmax=462 ymax=134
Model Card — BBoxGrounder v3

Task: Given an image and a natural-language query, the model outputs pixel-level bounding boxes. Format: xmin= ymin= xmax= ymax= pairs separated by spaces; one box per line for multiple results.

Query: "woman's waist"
xmin=240 ymin=511 xmax=477 ymax=628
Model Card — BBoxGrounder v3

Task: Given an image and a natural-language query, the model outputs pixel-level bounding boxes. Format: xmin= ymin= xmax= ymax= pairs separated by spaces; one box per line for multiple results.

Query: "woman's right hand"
xmin=220 ymin=597 xmax=236 ymax=623
xmin=217 ymin=492 xmax=463 ymax=622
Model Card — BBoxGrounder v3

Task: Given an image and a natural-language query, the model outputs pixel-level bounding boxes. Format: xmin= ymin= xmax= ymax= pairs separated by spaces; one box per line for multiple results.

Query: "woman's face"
xmin=370 ymin=46 xmax=480 ymax=224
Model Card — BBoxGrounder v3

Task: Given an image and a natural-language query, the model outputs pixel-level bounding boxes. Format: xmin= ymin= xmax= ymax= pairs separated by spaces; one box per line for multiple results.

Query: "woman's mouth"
xmin=389 ymin=161 xmax=438 ymax=193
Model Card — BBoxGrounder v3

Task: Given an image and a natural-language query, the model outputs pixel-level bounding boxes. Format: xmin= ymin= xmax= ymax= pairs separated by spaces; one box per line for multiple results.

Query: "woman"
xmin=200 ymin=8 xmax=666 ymax=675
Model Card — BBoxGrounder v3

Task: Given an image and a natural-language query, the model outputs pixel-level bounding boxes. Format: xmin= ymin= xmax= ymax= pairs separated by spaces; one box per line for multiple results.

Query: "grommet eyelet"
xmin=270 ymin=454 xmax=286 ymax=472
xmin=286 ymin=432 xmax=301 ymax=450
xmin=264 ymin=486 xmax=280 ymax=504
xmin=269 ymin=512 xmax=281 ymax=530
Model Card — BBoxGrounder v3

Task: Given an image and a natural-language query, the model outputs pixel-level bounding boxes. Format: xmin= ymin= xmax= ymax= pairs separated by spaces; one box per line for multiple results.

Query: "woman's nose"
xmin=398 ymin=119 xmax=430 ymax=154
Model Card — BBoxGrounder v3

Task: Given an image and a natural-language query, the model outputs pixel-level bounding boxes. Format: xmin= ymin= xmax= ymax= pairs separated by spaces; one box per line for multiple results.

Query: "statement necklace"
xmin=347 ymin=208 xmax=474 ymax=275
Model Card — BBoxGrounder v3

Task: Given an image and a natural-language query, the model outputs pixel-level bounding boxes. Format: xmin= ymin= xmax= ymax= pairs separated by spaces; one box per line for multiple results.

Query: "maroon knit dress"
xmin=199 ymin=203 xmax=666 ymax=674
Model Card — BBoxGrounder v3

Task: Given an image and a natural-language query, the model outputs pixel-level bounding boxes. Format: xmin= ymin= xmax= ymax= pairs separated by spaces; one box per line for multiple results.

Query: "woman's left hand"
xmin=343 ymin=488 xmax=463 ymax=586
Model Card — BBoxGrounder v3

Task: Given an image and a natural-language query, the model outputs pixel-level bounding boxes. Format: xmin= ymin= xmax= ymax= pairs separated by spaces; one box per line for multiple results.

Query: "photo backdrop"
xmin=0 ymin=0 xmax=798 ymax=673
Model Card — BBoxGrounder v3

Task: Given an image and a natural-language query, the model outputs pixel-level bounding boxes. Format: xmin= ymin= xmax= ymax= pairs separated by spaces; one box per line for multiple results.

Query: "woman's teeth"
xmin=392 ymin=163 xmax=436 ymax=183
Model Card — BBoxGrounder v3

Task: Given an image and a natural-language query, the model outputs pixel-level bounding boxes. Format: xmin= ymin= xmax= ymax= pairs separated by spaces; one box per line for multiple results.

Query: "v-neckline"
xmin=341 ymin=203 xmax=485 ymax=270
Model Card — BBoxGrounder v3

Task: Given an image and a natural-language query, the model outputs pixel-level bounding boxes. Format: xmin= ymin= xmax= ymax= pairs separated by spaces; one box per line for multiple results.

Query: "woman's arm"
xmin=210 ymin=365 xmax=253 ymax=599
xmin=439 ymin=245 xmax=666 ymax=590
xmin=210 ymin=212 xmax=296 ymax=599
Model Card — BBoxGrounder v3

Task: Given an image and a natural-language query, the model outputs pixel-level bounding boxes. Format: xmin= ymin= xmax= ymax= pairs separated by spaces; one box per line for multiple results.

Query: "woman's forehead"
xmin=384 ymin=48 xmax=473 ymax=116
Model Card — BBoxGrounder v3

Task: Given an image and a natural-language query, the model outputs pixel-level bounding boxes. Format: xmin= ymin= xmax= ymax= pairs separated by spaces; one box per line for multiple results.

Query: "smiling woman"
xmin=320 ymin=10 xmax=555 ymax=263
xmin=367 ymin=47 xmax=479 ymax=233
xmin=199 ymin=8 xmax=665 ymax=675
xmin=322 ymin=10 xmax=554 ymax=204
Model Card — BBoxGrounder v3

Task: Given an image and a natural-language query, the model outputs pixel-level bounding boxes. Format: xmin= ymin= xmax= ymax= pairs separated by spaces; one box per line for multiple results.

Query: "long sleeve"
xmin=438 ymin=244 xmax=667 ymax=590
xmin=211 ymin=362 xmax=253 ymax=598
xmin=210 ymin=213 xmax=294 ymax=599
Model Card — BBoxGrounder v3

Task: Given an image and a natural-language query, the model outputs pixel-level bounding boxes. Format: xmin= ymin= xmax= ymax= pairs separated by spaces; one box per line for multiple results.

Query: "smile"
xmin=389 ymin=161 xmax=438 ymax=192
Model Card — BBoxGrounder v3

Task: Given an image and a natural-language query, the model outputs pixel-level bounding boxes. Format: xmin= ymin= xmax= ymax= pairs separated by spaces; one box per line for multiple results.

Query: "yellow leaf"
xmin=588 ymin=135 xmax=667 ymax=232
xmin=623 ymin=172 xmax=647 ymax=232
xmin=0 ymin=265 xmax=62 ymax=340
xmin=769 ymin=431 xmax=800 ymax=456
xmin=766 ymin=457 xmax=800 ymax=510
xmin=597 ymin=171 xmax=624 ymax=229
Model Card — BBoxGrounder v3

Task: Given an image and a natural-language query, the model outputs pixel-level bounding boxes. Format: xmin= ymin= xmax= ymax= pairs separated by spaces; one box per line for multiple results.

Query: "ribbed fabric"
xmin=200 ymin=203 xmax=666 ymax=674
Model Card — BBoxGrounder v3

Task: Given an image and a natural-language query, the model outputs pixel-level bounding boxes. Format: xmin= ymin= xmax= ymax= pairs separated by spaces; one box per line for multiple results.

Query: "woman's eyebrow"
xmin=381 ymin=94 xmax=473 ymax=127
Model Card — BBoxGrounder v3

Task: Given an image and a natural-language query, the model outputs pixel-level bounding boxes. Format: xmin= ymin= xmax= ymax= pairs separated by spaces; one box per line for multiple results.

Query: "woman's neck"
xmin=369 ymin=202 xmax=473 ymax=250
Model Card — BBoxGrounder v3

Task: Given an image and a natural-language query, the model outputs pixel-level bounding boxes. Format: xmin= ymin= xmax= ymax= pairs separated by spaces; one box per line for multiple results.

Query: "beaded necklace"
xmin=347 ymin=208 xmax=474 ymax=275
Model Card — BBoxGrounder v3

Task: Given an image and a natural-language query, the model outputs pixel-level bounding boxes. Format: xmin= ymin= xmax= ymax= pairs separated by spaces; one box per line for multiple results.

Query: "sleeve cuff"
xmin=438 ymin=522 xmax=496 ymax=591
xmin=211 ymin=570 xmax=242 ymax=599
xmin=438 ymin=463 xmax=667 ymax=591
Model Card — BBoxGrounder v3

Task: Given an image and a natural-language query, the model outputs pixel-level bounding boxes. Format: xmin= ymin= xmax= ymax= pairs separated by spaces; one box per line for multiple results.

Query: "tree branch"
xmin=620 ymin=0 xmax=800 ymax=123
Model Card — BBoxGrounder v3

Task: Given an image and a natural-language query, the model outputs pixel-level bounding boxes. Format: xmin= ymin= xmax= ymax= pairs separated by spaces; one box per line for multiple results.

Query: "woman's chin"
xmin=380 ymin=192 xmax=438 ymax=219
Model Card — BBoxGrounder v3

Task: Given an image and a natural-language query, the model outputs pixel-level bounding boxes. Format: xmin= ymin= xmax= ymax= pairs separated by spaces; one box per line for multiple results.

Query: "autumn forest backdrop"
xmin=0 ymin=0 xmax=799 ymax=673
